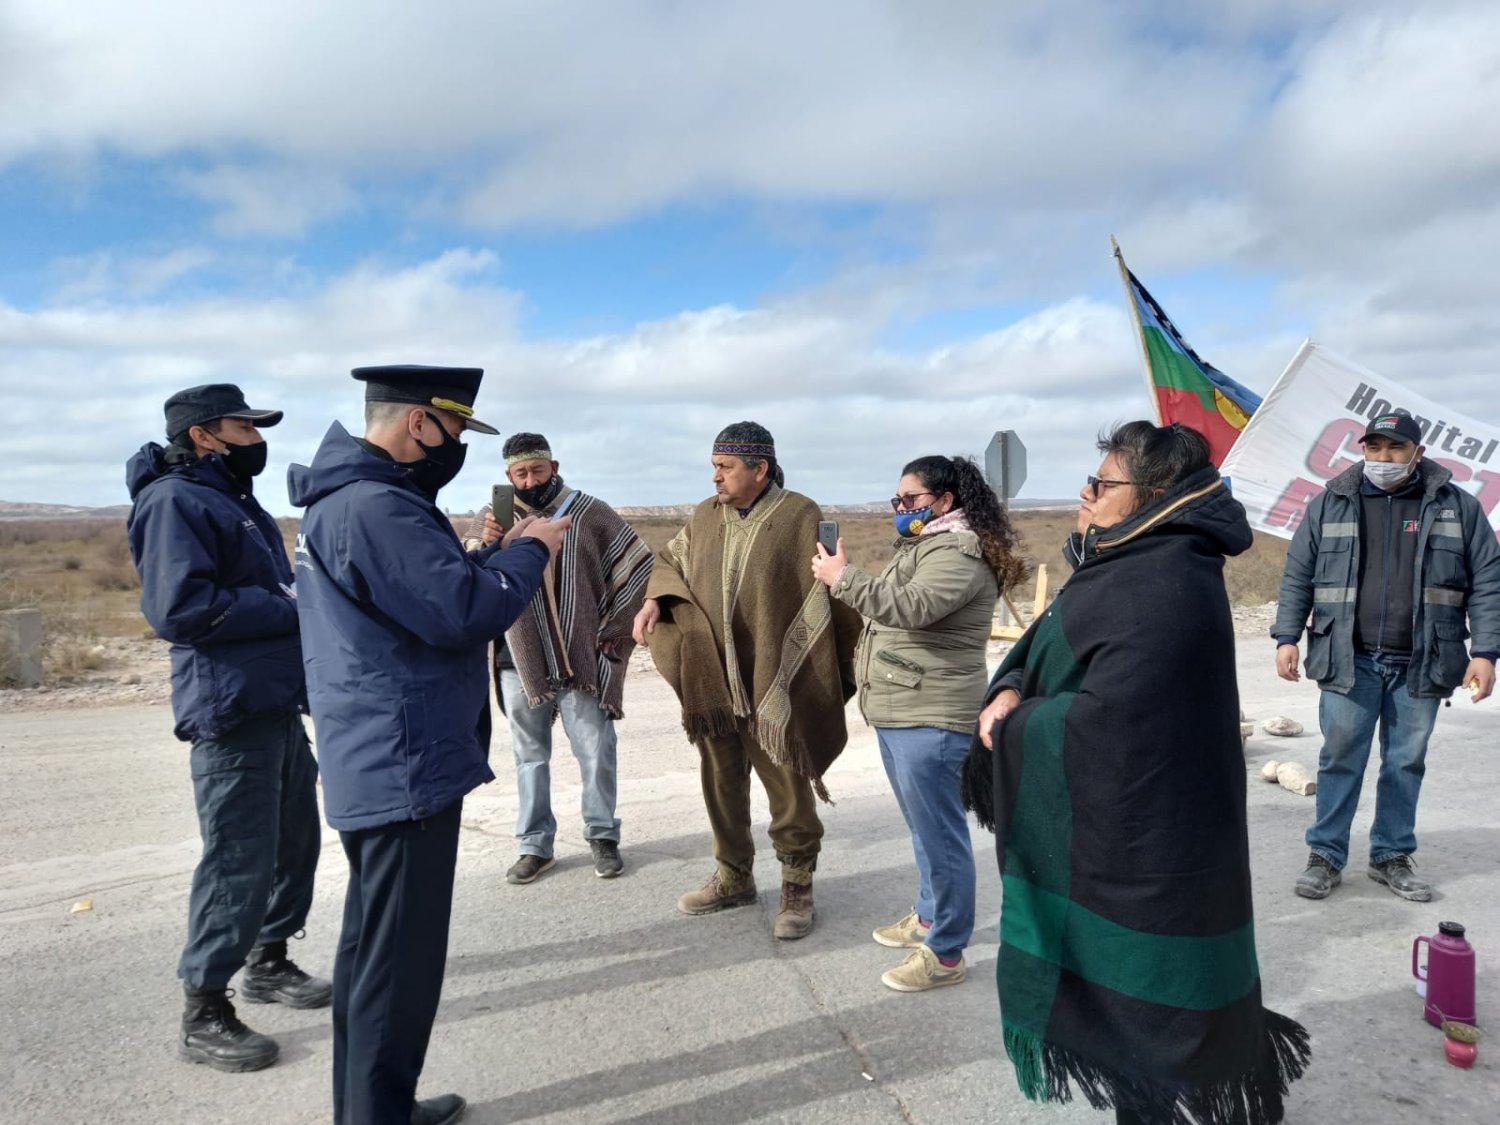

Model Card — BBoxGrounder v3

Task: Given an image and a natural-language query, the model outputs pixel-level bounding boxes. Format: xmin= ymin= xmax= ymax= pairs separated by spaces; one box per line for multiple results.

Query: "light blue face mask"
xmin=893 ymin=505 xmax=933 ymax=538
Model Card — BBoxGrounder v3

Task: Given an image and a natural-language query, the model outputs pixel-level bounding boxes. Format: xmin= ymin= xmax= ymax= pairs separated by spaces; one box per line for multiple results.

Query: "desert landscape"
xmin=7 ymin=501 xmax=1497 ymax=1124
xmin=0 ymin=504 xmax=1292 ymax=699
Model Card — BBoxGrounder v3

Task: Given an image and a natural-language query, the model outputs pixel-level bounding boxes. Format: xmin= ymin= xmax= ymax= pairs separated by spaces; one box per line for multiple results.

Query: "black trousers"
xmin=332 ymin=800 xmax=462 ymax=1125
xmin=179 ymin=711 xmax=321 ymax=989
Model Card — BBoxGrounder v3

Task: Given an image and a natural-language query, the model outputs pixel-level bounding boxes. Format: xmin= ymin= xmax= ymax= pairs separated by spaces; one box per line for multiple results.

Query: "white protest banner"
xmin=1220 ymin=341 xmax=1500 ymax=541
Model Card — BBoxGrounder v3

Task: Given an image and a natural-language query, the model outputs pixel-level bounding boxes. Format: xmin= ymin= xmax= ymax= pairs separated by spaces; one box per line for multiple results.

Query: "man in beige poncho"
xmin=633 ymin=422 xmax=858 ymax=939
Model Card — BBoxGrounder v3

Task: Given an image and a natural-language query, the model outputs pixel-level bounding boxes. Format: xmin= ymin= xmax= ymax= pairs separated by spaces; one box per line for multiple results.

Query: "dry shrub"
xmin=99 ymin=525 xmax=133 ymax=568
xmin=0 ymin=518 xmax=144 ymax=679
xmin=0 ymin=579 xmax=110 ymax=682
xmin=50 ymin=638 xmax=108 ymax=676
xmin=92 ymin=564 xmax=141 ymax=591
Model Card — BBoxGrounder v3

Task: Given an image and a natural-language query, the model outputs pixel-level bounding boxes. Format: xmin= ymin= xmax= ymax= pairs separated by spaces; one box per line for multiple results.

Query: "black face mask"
xmin=515 ymin=473 xmax=564 ymax=510
xmin=403 ymin=412 xmax=468 ymax=497
xmin=219 ymin=439 xmax=268 ymax=485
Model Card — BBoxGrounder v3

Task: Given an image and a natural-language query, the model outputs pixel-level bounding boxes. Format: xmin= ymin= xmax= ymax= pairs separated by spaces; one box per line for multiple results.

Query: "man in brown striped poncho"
xmin=467 ymin=433 xmax=653 ymax=885
xmin=633 ymin=422 xmax=859 ymax=940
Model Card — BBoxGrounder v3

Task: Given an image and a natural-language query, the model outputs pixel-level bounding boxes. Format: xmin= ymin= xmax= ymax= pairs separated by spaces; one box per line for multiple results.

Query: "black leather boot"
xmin=412 ymin=1093 xmax=467 ymax=1125
xmin=180 ymin=987 xmax=280 ymax=1072
xmin=241 ymin=940 xmax=334 ymax=1009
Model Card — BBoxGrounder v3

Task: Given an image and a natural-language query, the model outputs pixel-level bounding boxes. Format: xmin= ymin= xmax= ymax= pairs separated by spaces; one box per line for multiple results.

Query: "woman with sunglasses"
xmin=811 ymin=454 xmax=1024 ymax=991
xmin=965 ymin=421 xmax=1309 ymax=1125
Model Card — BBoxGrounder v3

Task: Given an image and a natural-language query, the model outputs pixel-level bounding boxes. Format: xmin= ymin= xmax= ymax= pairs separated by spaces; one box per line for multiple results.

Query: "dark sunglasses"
xmin=889 ymin=491 xmax=938 ymax=511
xmin=1085 ymin=475 xmax=1133 ymax=499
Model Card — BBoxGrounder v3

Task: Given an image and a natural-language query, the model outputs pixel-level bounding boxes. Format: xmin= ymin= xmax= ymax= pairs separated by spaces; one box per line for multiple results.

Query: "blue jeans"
xmin=1306 ymin=652 xmax=1442 ymax=870
xmin=179 ymin=710 xmax=322 ymax=989
xmin=876 ymin=726 xmax=976 ymax=961
xmin=500 ymin=670 xmax=620 ymax=857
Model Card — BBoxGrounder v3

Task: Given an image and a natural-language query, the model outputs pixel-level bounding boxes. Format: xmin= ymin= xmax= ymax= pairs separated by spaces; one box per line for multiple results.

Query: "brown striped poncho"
xmin=645 ymin=485 xmax=860 ymax=797
xmin=487 ymin=487 xmax=653 ymax=719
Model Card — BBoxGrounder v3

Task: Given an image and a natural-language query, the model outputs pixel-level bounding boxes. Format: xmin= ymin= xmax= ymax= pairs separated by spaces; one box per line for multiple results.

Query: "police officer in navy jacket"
xmin=289 ymin=365 xmax=569 ymax=1125
xmin=127 ymin=384 xmax=330 ymax=1075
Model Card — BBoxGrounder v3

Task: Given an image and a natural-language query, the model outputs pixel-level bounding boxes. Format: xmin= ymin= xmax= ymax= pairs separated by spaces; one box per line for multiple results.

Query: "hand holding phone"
xmin=491 ymin=484 xmax=515 ymax=531
xmin=817 ymin=520 xmax=839 ymax=556
xmin=810 ymin=520 xmax=847 ymax=588
xmin=550 ymin=490 xmax=580 ymax=522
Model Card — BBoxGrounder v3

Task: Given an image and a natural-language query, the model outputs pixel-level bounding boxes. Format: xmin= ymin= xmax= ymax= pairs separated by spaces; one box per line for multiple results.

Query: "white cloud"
xmin=3 ymin=0 xmax=1500 ymax=522
xmin=0 ymin=249 xmax=1154 ymax=514
xmin=177 ymin=164 xmax=358 ymax=237
xmin=49 ymin=246 xmax=217 ymax=302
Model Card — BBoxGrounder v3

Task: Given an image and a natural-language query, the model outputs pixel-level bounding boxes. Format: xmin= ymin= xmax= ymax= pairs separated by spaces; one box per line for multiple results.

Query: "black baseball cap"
xmin=352 ymin=364 xmax=498 ymax=434
xmin=1360 ymin=412 xmax=1423 ymax=446
xmin=164 ymin=384 xmax=283 ymax=441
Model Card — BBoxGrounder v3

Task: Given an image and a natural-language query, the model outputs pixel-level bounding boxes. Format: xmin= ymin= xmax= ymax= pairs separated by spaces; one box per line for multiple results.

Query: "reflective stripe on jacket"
xmin=1272 ymin=461 xmax=1500 ymax=697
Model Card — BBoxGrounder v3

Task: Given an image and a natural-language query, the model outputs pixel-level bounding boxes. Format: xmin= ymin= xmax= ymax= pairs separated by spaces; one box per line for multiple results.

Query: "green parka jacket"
xmin=832 ymin=528 xmax=998 ymax=733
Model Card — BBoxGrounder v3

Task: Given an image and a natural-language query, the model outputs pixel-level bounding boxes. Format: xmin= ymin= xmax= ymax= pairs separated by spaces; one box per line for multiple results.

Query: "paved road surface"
xmin=2 ymin=642 xmax=1495 ymax=1123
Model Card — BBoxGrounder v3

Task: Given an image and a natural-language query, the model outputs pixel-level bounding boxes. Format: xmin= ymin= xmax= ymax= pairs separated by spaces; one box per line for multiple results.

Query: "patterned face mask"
xmin=893 ymin=505 xmax=933 ymax=538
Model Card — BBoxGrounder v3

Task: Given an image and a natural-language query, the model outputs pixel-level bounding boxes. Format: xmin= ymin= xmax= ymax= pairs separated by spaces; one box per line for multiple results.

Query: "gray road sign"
xmin=984 ymin=430 xmax=1027 ymax=500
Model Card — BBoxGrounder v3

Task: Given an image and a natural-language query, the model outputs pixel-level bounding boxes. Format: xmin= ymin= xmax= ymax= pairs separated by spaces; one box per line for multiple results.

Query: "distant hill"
xmin=0 ymin=500 xmax=133 ymax=521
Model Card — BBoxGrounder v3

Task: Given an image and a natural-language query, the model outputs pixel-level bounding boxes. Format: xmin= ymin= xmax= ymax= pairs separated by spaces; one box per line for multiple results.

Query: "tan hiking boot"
xmin=677 ymin=871 xmax=757 ymax=915
xmin=772 ymin=881 xmax=814 ymax=940
xmin=881 ymin=946 xmax=966 ymax=992
xmin=872 ymin=911 xmax=930 ymax=949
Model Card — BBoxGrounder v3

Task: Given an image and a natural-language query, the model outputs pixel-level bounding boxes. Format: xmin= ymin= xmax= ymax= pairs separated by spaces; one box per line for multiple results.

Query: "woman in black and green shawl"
xmin=964 ymin=421 xmax=1310 ymax=1125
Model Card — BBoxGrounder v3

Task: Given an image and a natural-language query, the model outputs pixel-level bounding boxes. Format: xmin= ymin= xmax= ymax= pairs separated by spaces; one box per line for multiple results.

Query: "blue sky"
xmin=3 ymin=1 xmax=1498 ymax=514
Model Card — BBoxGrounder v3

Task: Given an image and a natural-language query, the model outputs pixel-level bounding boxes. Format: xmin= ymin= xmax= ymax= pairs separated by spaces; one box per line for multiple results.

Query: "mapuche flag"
xmin=1113 ymin=243 xmax=1262 ymax=465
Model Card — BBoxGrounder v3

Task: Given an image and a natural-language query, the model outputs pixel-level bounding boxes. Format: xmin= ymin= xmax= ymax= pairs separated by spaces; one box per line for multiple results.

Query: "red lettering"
xmin=1450 ymin=468 xmax=1500 ymax=545
xmin=1430 ymin=457 xmax=1473 ymax=483
xmin=1473 ymin=469 xmax=1500 ymax=517
xmin=1306 ymin=419 xmax=1364 ymax=481
xmin=1266 ymin=477 xmax=1325 ymax=533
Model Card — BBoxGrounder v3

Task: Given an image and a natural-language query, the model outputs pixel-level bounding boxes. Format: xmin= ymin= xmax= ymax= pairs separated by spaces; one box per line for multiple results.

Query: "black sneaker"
xmin=180 ymin=987 xmax=280 ymax=1073
xmin=506 ymin=854 xmax=556 ymax=885
xmin=590 ymin=840 xmax=624 ymax=878
xmin=1294 ymin=852 xmax=1342 ymax=900
xmin=241 ymin=941 xmax=333 ymax=1009
xmin=412 ymin=1093 xmax=466 ymax=1125
xmin=1368 ymin=854 xmax=1433 ymax=902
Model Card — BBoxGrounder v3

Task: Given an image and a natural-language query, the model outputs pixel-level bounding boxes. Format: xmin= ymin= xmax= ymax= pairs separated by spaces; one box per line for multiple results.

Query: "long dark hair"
xmin=903 ymin=454 xmax=1027 ymax=591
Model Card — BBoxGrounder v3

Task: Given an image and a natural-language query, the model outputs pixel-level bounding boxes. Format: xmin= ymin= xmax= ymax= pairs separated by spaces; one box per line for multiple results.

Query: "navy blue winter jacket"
xmin=126 ymin=444 xmax=305 ymax=742
xmin=288 ymin=422 xmax=549 ymax=831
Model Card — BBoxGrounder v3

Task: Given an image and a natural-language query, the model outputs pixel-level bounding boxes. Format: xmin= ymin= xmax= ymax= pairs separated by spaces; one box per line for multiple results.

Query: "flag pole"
xmin=1111 ymin=235 xmax=1164 ymax=425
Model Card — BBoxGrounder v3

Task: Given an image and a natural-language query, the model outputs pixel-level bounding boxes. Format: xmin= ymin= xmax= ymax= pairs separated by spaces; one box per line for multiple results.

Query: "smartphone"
xmin=550 ymin=490 xmax=580 ymax=522
xmin=491 ymin=484 xmax=515 ymax=530
xmin=817 ymin=520 xmax=839 ymax=555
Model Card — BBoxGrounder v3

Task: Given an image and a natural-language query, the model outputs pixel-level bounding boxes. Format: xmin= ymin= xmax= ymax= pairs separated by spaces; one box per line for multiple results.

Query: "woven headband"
xmin=713 ymin=441 xmax=775 ymax=458
xmin=505 ymin=448 xmax=552 ymax=466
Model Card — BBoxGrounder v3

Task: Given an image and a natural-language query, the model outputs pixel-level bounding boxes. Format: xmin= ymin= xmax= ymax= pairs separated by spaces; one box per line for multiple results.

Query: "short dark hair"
xmin=714 ymin=421 xmax=783 ymax=487
xmin=168 ymin=417 xmax=223 ymax=450
xmin=1097 ymin=421 xmax=1212 ymax=508
xmin=503 ymin=432 xmax=551 ymax=459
